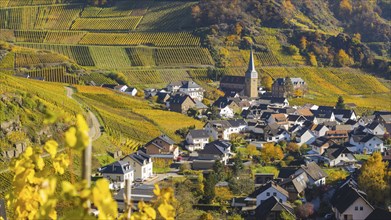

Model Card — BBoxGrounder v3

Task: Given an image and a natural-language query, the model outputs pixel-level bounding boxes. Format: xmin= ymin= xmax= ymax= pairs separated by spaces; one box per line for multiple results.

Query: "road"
xmin=65 ymin=86 xmax=101 ymax=141
xmin=144 ymin=172 xmax=180 ymax=185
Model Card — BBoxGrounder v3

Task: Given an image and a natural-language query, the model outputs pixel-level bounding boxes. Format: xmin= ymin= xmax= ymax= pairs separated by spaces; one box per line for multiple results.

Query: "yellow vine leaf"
xmin=92 ymin=179 xmax=118 ymax=220
xmin=44 ymin=140 xmax=58 ymax=159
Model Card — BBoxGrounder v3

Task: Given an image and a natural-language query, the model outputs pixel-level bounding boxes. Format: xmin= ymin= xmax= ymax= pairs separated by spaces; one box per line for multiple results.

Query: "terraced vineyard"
xmin=71 ymin=16 xmax=142 ymax=31
xmin=15 ymin=52 xmax=67 ymax=67
xmin=123 ymin=69 xmax=191 ymax=87
xmin=25 ymin=67 xmax=79 ymax=84
xmin=79 ymin=32 xmax=200 ymax=46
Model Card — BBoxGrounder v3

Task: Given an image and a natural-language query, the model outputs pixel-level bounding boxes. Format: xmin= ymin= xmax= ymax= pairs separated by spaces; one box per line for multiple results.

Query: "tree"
xmin=261 ymin=75 xmax=273 ymax=91
xmin=214 ymin=187 xmax=233 ymax=204
xmin=285 ymin=45 xmax=299 ymax=55
xmin=199 ymin=213 xmax=214 ymax=220
xmin=286 ymin=142 xmax=300 ymax=153
xmin=175 ymin=181 xmax=199 ymax=219
xmin=246 ymin=144 xmax=259 ymax=158
xmin=203 ymin=172 xmax=218 ymax=203
xmin=295 ymin=203 xmax=315 ymax=219
xmin=294 ymin=89 xmax=303 ymax=98
xmin=308 ymin=53 xmax=318 ymax=67
xmin=230 ymin=133 xmax=246 ymax=152
xmin=339 ymin=0 xmax=352 ymax=15
xmin=260 ymin=143 xmax=284 ymax=163
xmin=232 ymin=152 xmax=244 ymax=175
xmin=284 ymin=77 xmax=294 ymax=97
xmin=213 ymin=160 xmax=224 ymax=181
xmin=280 ymin=210 xmax=295 ymax=220
xmin=179 ymin=163 xmax=191 ymax=174
xmin=299 ymin=36 xmax=307 ymax=50
xmin=335 ymin=96 xmax=345 ymax=109
xmin=336 ymin=49 xmax=353 ymax=67
xmin=358 ymin=152 xmax=390 ymax=205
xmin=229 ymin=173 xmax=254 ymax=195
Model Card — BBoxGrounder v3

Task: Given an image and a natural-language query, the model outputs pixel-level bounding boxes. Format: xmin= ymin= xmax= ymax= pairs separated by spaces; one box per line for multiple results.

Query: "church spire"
xmin=245 ymin=47 xmax=258 ymax=78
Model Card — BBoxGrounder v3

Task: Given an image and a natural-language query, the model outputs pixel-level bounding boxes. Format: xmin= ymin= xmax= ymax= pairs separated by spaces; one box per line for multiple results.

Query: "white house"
xmin=185 ymin=129 xmax=210 ymax=151
xmin=178 ymin=81 xmax=204 ymax=101
xmin=245 ymin=181 xmax=289 ymax=207
xmin=204 ymin=119 xmax=247 ymax=140
xmin=295 ymin=128 xmax=316 ymax=145
xmin=312 ymin=110 xmax=335 ymax=124
xmin=349 ymin=134 xmax=384 ymax=153
xmin=218 ymin=105 xmax=234 ymax=118
xmin=124 ymin=87 xmax=138 ymax=96
xmin=98 ymin=161 xmax=134 ymax=190
xmin=266 ymin=128 xmax=290 ymax=143
xmin=295 ymin=162 xmax=327 ymax=186
xmin=365 ymin=122 xmax=385 ymax=136
xmin=333 ymin=109 xmax=357 ymax=122
xmin=331 ymin=179 xmax=374 ymax=220
xmin=121 ymin=150 xmax=153 ymax=181
xmin=114 ymin=85 xmax=128 ymax=92
xmin=310 ymin=124 xmax=329 ymax=137
xmin=322 ymin=146 xmax=356 ymax=167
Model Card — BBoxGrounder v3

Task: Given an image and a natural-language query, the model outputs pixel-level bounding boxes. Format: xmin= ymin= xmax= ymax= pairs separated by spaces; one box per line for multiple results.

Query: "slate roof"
xmin=278 ymin=167 xmax=299 ymax=179
xmin=317 ymin=106 xmax=335 ymax=111
xmin=311 ymin=136 xmax=333 ymax=148
xmin=213 ymin=96 xmax=230 ymax=108
xmin=198 ymin=140 xmax=231 ymax=156
xmin=287 ymin=115 xmax=306 ymax=122
xmin=188 ymin=129 xmax=210 ymax=139
xmin=258 ymin=97 xmax=287 ymax=105
xmin=333 ymin=109 xmax=355 ymax=118
xmin=254 ymin=196 xmax=295 ymax=220
xmin=123 ymin=150 xmax=151 ymax=165
xmin=194 ymin=100 xmax=208 ymax=109
xmin=279 ymin=172 xmax=308 ymax=194
xmin=180 ymin=80 xmax=201 ymax=89
xmin=99 ymin=160 xmax=133 ymax=174
xmin=366 ymin=121 xmax=382 ymax=130
xmin=331 ymin=181 xmax=373 ymax=214
xmin=220 ymin=75 xmax=245 ymax=84
xmin=311 ymin=110 xmax=333 ymax=119
xmin=322 ymin=145 xmax=354 ymax=160
xmin=169 ymin=93 xmax=194 ymax=105
xmin=115 ymin=185 xmax=156 ymax=202
xmin=366 ymin=208 xmax=391 ymax=220
xmin=345 ymin=119 xmax=358 ymax=125
xmin=248 ymin=181 xmax=289 ymax=198
xmin=146 ymin=134 xmax=175 ymax=149
xmin=360 ymin=134 xmax=379 ymax=143
xmin=296 ymin=128 xmax=310 ymax=138
xmin=299 ymin=162 xmax=327 ymax=181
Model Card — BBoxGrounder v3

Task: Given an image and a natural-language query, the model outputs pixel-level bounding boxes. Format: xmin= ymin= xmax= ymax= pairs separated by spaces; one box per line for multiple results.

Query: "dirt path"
xmin=65 ymin=86 xmax=101 ymax=141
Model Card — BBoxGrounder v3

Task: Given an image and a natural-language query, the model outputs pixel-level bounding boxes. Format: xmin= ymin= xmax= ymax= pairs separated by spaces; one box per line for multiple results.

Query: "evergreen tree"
xmin=203 ymin=172 xmax=217 ymax=203
xmin=284 ymin=77 xmax=294 ymax=97
xmin=335 ymin=96 xmax=345 ymax=109
xmin=232 ymin=152 xmax=244 ymax=175
xmin=213 ymin=160 xmax=224 ymax=181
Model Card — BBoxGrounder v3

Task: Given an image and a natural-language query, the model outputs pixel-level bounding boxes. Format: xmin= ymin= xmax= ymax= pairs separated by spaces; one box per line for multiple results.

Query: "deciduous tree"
xmin=261 ymin=75 xmax=273 ymax=91
xmin=260 ymin=143 xmax=284 ymax=163
xmin=358 ymin=152 xmax=390 ymax=205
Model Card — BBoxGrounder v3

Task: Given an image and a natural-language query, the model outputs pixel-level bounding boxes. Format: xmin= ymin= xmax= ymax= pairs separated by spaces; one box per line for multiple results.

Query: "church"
xmin=220 ymin=49 xmax=259 ymax=98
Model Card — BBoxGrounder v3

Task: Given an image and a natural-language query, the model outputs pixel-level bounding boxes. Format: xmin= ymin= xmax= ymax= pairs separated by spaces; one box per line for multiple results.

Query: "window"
xmin=355 ymin=206 xmax=358 ymax=211
xmin=266 ymin=192 xmax=270 ymax=196
xmin=360 ymin=207 xmax=363 ymax=211
xmin=273 ymin=192 xmax=277 ymax=196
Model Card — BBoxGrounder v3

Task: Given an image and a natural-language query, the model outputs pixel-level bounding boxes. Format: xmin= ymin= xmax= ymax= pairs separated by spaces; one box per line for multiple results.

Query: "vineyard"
xmin=79 ymin=32 xmax=200 ymax=47
xmin=24 ymin=67 xmax=79 ymax=84
xmin=15 ymin=52 xmax=67 ymax=67
xmin=71 ymin=16 xmax=142 ymax=31
xmin=122 ymin=69 xmax=191 ymax=87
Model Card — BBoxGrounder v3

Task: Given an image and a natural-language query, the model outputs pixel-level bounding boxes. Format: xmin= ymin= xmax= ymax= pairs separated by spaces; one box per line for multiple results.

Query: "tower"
xmin=244 ymin=48 xmax=258 ymax=98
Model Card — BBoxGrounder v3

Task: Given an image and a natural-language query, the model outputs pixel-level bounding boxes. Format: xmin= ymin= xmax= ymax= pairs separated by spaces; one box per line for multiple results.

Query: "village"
xmin=94 ymin=50 xmax=391 ymax=220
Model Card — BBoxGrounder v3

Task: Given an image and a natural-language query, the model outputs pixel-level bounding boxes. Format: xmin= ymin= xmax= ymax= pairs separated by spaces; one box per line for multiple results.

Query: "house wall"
xmin=296 ymin=131 xmax=316 ymax=145
xmin=122 ymin=158 xmax=153 ymax=181
xmin=336 ymin=198 xmax=373 ymax=220
xmin=255 ymin=188 xmax=288 ymax=206
xmin=329 ymin=154 xmax=356 ymax=167
xmin=219 ymin=106 xmax=234 ymax=118
xmin=103 ymin=171 xmax=134 ymax=189
xmin=186 ymin=135 xmax=209 ymax=151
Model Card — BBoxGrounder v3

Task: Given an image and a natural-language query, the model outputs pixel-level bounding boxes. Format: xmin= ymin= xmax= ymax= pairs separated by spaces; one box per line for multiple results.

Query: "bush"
xmin=285 ymin=45 xmax=300 ymax=55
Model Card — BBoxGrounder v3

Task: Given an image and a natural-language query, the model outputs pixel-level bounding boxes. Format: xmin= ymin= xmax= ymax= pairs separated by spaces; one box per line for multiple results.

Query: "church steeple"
xmin=244 ymin=47 xmax=258 ymax=98
xmin=245 ymin=47 xmax=258 ymax=79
